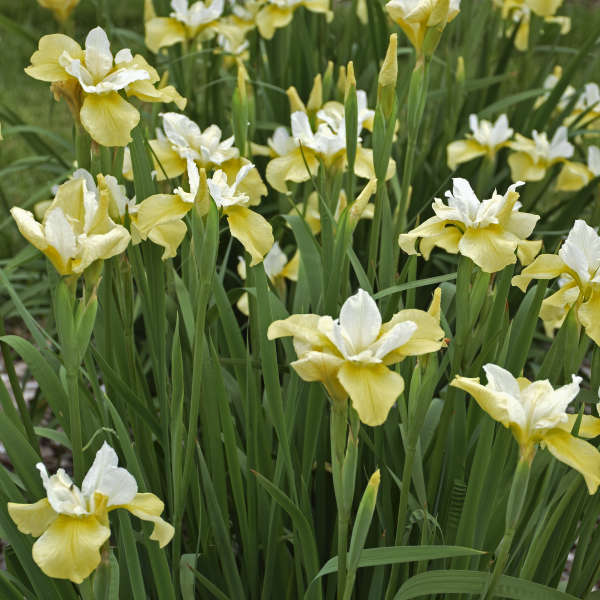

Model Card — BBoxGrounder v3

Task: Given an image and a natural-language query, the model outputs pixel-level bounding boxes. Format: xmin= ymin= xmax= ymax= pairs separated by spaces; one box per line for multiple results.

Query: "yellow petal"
xmin=145 ymin=17 xmax=187 ymax=53
xmin=71 ymin=226 xmax=131 ymax=273
xmin=222 ymin=158 xmax=267 ymax=206
xmin=302 ymin=0 xmax=331 ymax=16
xmin=267 ymin=313 xmax=325 ymax=347
xmin=255 ymin=5 xmax=294 ymax=39
xmin=32 ymin=514 xmax=110 ymax=583
xmin=539 ymin=281 xmax=579 ymax=325
xmin=8 ymin=498 xmax=57 ymax=537
xmin=80 ymin=92 xmax=140 ymax=148
xmin=134 ymin=194 xmax=191 ymax=236
xmin=511 ymin=253 xmax=567 ymax=292
xmin=122 ymin=493 xmax=174 ymax=547
xmin=147 ymin=221 xmax=188 ymax=260
xmin=225 ymin=205 xmax=274 ymax=266
xmin=25 ymin=34 xmax=83 ymax=82
xmin=354 ymin=147 xmax=395 ymax=181
xmin=419 ymin=223 xmax=461 ymax=259
xmin=514 ymin=19 xmax=530 ymax=52
xmin=236 ymin=291 xmax=250 ymax=316
xmin=126 ymin=80 xmax=187 ymax=110
xmin=556 ymin=162 xmax=592 ymax=192
xmin=559 ymin=414 xmax=600 ymax=439
xmin=446 ymin=139 xmax=487 ymax=170
xmin=516 ymin=239 xmax=543 ymax=266
xmin=542 ymin=429 xmax=600 ymax=494
xmin=577 ymin=290 xmax=600 ymax=346
xmin=398 ymin=216 xmax=447 ymax=257
xmin=458 ymin=226 xmax=518 ymax=273
xmin=266 ymin=148 xmax=319 ymax=194
xmin=508 ymin=152 xmax=547 ymax=182
xmin=149 ymin=140 xmax=187 ymax=180
xmin=338 ymin=362 xmax=404 ymax=427
xmin=280 ymin=250 xmax=300 ymax=281
xmin=526 ymin=0 xmax=563 ymax=18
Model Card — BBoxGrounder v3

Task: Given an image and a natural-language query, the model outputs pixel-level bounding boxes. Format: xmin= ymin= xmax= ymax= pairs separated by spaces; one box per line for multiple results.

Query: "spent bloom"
xmin=145 ymin=0 xmax=225 ymax=53
xmin=25 ymin=27 xmax=186 ymax=147
xmin=512 ymin=219 xmax=600 ymax=345
xmin=37 ymin=0 xmax=79 ymax=22
xmin=385 ymin=0 xmax=461 ymax=54
xmin=268 ymin=288 xmax=445 ymax=426
xmin=8 ymin=443 xmax=174 ymax=583
xmin=452 ymin=364 xmax=600 ymax=493
xmin=255 ymin=0 xmax=333 ymax=40
xmin=447 ymin=114 xmax=513 ymax=170
xmin=556 ymin=146 xmax=600 ymax=192
xmin=507 ymin=126 xmax=573 ymax=182
xmin=10 ymin=170 xmax=131 ymax=276
xmin=399 ymin=178 xmax=541 ymax=273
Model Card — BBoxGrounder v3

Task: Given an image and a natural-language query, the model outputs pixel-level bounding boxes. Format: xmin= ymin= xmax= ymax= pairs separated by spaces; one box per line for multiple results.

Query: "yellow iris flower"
xmin=145 ymin=0 xmax=224 ymax=53
xmin=452 ymin=364 xmax=600 ymax=493
xmin=255 ymin=0 xmax=333 ymax=40
xmin=447 ymin=114 xmax=513 ymax=170
xmin=134 ymin=159 xmax=274 ymax=264
xmin=26 ymin=27 xmax=186 ymax=147
xmin=385 ymin=0 xmax=461 ymax=54
xmin=10 ymin=170 xmax=131 ymax=277
xmin=493 ymin=0 xmax=570 ymax=51
xmin=8 ymin=443 xmax=174 ymax=583
xmin=507 ymin=126 xmax=574 ymax=182
xmin=399 ymin=178 xmax=541 ymax=273
xmin=236 ymin=242 xmax=299 ymax=314
xmin=556 ymin=146 xmax=600 ymax=192
xmin=268 ymin=287 xmax=445 ymax=426
xmin=123 ymin=111 xmax=267 ymax=206
xmin=37 ymin=0 xmax=79 ymax=22
xmin=512 ymin=219 xmax=600 ymax=345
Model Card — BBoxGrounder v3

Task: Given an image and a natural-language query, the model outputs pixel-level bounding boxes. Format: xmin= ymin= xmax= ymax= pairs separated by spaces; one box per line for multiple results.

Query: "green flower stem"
xmin=482 ymin=456 xmax=531 ymax=600
xmin=67 ymin=363 xmax=83 ymax=481
xmin=76 ymin=124 xmax=91 ymax=172
xmin=331 ymin=400 xmax=349 ymax=600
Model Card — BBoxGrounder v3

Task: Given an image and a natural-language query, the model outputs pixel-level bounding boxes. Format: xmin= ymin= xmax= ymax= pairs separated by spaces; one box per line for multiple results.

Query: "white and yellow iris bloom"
xmin=494 ymin=0 xmax=570 ymax=51
xmin=385 ymin=0 xmax=461 ymax=54
xmin=452 ymin=364 xmax=600 ymax=493
xmin=135 ymin=159 xmax=273 ymax=263
xmin=566 ymin=83 xmax=600 ymax=130
xmin=447 ymin=114 xmax=513 ymax=170
xmin=265 ymin=104 xmax=393 ymax=194
xmin=507 ymin=126 xmax=573 ymax=182
xmin=399 ymin=178 xmax=541 ymax=273
xmin=557 ymin=146 xmax=600 ymax=192
xmin=11 ymin=170 xmax=131 ymax=276
xmin=512 ymin=219 xmax=600 ymax=345
xmin=255 ymin=0 xmax=333 ymax=40
xmin=236 ymin=242 xmax=299 ymax=314
xmin=124 ymin=112 xmax=266 ymax=205
xmin=145 ymin=0 xmax=224 ymax=53
xmin=8 ymin=442 xmax=174 ymax=584
xmin=37 ymin=0 xmax=79 ymax=22
xmin=25 ymin=27 xmax=186 ymax=147
xmin=268 ymin=287 xmax=445 ymax=426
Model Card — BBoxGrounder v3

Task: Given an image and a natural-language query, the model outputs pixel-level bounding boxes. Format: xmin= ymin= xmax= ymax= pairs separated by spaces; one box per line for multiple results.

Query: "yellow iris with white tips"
xmin=512 ymin=219 xmax=600 ymax=345
xmin=447 ymin=114 xmax=513 ymax=171
xmin=398 ymin=178 xmax=541 ymax=273
xmin=385 ymin=0 xmax=461 ymax=54
xmin=255 ymin=0 xmax=333 ymax=40
xmin=25 ymin=27 xmax=186 ymax=147
xmin=145 ymin=0 xmax=224 ymax=53
xmin=8 ymin=443 xmax=174 ymax=584
xmin=10 ymin=170 xmax=131 ymax=277
xmin=507 ymin=126 xmax=573 ymax=182
xmin=452 ymin=364 xmax=600 ymax=493
xmin=134 ymin=159 xmax=274 ymax=264
xmin=268 ymin=288 xmax=445 ymax=426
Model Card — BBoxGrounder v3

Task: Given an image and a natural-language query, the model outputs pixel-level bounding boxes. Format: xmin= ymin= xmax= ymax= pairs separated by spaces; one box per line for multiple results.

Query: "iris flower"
xmin=447 ymin=114 xmax=513 ymax=170
xmin=8 ymin=443 xmax=174 ymax=583
xmin=255 ymin=0 xmax=332 ymax=40
xmin=37 ymin=0 xmax=79 ymax=22
xmin=399 ymin=178 xmax=541 ymax=273
xmin=512 ymin=219 xmax=600 ymax=345
xmin=25 ymin=27 xmax=186 ymax=147
xmin=268 ymin=287 xmax=445 ymax=426
xmin=452 ymin=364 xmax=600 ymax=493
xmin=10 ymin=171 xmax=130 ymax=276
xmin=385 ymin=0 xmax=461 ymax=54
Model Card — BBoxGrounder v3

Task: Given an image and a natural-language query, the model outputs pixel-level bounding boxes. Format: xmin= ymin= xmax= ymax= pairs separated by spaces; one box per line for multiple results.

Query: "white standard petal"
xmin=114 ymin=48 xmax=133 ymax=65
xmin=269 ymin=127 xmax=298 ymax=156
xmin=81 ymin=442 xmax=138 ymax=507
xmin=84 ymin=27 xmax=114 ymax=82
xmin=175 ymin=159 xmax=200 ymax=203
xmin=263 ymin=242 xmax=288 ymax=279
xmin=95 ymin=67 xmax=150 ymax=93
xmin=161 ymin=112 xmax=203 ymax=154
xmin=338 ymin=289 xmax=382 ymax=354
xmin=44 ymin=207 xmax=77 ymax=263
xmin=490 ymin=114 xmax=513 ymax=147
xmin=588 ymin=146 xmax=600 ymax=177
xmin=530 ymin=374 xmax=582 ymax=430
xmin=483 ymin=363 xmax=521 ymax=398
xmin=549 ymin=126 xmax=574 ymax=161
xmin=291 ymin=111 xmax=317 ymax=149
xmin=435 ymin=178 xmax=480 ymax=226
xmin=371 ymin=321 xmax=418 ymax=360
xmin=232 ymin=163 xmax=254 ymax=192
xmin=38 ymin=464 xmax=88 ymax=516
xmin=559 ymin=219 xmax=600 ymax=285
xmin=72 ymin=169 xmax=98 ymax=196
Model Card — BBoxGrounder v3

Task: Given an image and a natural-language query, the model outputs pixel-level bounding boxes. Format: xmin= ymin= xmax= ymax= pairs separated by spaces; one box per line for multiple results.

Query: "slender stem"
xmin=67 ymin=365 xmax=83 ymax=481
xmin=330 ymin=401 xmax=348 ymax=600
xmin=75 ymin=124 xmax=91 ymax=172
